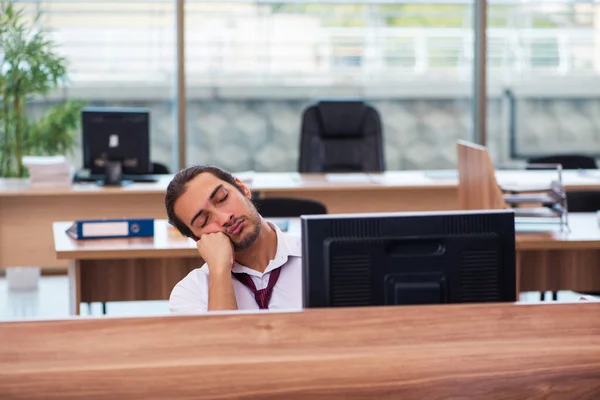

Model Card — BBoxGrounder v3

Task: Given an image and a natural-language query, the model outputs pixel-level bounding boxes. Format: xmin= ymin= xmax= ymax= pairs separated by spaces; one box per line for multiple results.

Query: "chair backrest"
xmin=527 ymin=154 xmax=597 ymax=170
xmin=152 ymin=162 xmax=170 ymax=174
xmin=457 ymin=140 xmax=507 ymax=210
xmin=564 ymin=190 xmax=600 ymax=212
xmin=252 ymin=197 xmax=327 ymax=218
xmin=298 ymin=100 xmax=384 ymax=173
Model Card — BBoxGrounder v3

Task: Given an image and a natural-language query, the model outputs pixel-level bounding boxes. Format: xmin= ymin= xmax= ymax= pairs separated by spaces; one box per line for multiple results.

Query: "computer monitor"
xmin=82 ymin=107 xmax=151 ymax=175
xmin=301 ymin=209 xmax=516 ymax=308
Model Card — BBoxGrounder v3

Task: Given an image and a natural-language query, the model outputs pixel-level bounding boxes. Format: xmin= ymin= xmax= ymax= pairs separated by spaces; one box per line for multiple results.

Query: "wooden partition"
xmin=457 ymin=140 xmax=507 ymax=210
xmin=2 ymin=302 xmax=600 ymax=399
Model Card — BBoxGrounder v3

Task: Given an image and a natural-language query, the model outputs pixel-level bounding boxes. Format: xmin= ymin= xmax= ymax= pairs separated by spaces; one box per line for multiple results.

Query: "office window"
xmin=185 ymin=1 xmax=475 ymax=172
xmin=486 ymin=1 xmax=600 ymax=164
xmin=15 ymin=0 xmax=177 ymax=173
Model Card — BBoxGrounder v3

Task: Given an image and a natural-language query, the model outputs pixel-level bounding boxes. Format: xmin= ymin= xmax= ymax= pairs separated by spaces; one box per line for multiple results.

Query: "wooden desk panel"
xmin=1 ymin=303 xmax=600 ymax=399
xmin=262 ymin=187 xmax=458 ymax=213
xmin=77 ymin=258 xmax=199 ymax=301
xmin=518 ymin=250 xmax=600 ymax=292
xmin=514 ymin=215 xmax=600 ymax=292
xmin=0 ymin=193 xmax=166 ymax=268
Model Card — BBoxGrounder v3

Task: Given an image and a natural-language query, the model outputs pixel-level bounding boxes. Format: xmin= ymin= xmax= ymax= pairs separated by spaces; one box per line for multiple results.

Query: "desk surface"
xmin=54 ymin=213 xmax=600 ymax=260
xmin=516 ymin=212 xmax=600 ymax=250
xmin=2 ymin=302 xmax=600 ymax=399
xmin=7 ymin=169 xmax=600 ymax=197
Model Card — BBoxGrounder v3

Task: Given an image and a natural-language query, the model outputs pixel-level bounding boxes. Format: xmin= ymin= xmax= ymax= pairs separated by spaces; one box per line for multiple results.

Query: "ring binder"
xmin=65 ymin=218 xmax=154 ymax=240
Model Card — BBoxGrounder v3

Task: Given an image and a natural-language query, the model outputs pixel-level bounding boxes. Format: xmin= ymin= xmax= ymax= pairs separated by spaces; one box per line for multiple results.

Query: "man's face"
xmin=173 ymin=173 xmax=261 ymax=250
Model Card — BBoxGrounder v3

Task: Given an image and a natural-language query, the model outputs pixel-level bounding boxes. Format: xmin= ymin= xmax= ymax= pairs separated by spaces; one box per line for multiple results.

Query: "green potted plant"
xmin=0 ymin=0 xmax=83 ymax=178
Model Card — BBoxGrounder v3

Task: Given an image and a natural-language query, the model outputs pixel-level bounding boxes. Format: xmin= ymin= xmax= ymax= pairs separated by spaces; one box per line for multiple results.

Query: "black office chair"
xmin=151 ymin=162 xmax=170 ymax=174
xmin=298 ymin=100 xmax=385 ymax=173
xmin=527 ymin=154 xmax=600 ymax=301
xmin=252 ymin=197 xmax=327 ymax=218
xmin=527 ymin=154 xmax=597 ymax=170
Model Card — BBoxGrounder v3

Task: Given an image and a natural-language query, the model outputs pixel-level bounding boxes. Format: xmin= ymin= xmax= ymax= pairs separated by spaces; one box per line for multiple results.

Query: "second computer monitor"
xmin=82 ymin=107 xmax=151 ymax=175
xmin=301 ymin=209 xmax=516 ymax=308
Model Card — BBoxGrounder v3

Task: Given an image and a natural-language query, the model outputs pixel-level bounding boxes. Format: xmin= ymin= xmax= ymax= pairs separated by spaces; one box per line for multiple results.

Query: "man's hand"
xmin=196 ymin=232 xmax=234 ymax=274
xmin=196 ymin=232 xmax=238 ymax=311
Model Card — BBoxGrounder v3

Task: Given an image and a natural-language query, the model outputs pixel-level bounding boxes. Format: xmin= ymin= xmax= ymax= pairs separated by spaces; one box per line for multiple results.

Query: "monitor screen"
xmin=301 ymin=209 xmax=516 ymax=308
xmin=82 ymin=107 xmax=151 ymax=175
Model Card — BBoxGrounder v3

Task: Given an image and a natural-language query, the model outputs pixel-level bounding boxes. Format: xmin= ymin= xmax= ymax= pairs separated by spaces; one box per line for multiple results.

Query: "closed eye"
xmin=200 ymin=216 xmax=209 ymax=228
xmin=200 ymin=193 xmax=228 ymax=228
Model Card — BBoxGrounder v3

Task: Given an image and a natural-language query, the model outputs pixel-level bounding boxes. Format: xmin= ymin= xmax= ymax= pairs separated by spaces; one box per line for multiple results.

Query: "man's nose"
xmin=216 ymin=211 xmax=234 ymax=227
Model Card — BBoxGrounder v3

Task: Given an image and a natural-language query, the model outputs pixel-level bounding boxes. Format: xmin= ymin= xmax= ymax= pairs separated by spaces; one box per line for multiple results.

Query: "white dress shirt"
xmin=169 ymin=223 xmax=302 ymax=313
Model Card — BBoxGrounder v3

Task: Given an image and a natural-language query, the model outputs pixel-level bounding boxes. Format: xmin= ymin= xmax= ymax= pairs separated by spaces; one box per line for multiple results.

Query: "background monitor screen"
xmin=82 ymin=107 xmax=151 ymax=175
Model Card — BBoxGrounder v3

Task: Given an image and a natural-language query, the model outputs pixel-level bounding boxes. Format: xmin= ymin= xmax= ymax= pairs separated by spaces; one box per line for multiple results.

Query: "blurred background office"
xmin=18 ymin=0 xmax=600 ymax=173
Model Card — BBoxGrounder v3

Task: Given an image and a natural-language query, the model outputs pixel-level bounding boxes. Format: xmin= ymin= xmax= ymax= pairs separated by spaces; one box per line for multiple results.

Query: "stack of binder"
xmin=22 ymin=156 xmax=73 ymax=188
xmin=501 ymin=164 xmax=569 ymax=232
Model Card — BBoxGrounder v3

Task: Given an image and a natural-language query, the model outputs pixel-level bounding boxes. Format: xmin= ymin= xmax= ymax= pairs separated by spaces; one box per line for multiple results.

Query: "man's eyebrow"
xmin=189 ymin=184 xmax=224 ymax=226
xmin=209 ymin=184 xmax=223 ymax=201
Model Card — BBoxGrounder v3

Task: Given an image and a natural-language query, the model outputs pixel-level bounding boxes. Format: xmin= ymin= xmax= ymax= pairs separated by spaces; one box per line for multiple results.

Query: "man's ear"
xmin=234 ymin=178 xmax=252 ymax=199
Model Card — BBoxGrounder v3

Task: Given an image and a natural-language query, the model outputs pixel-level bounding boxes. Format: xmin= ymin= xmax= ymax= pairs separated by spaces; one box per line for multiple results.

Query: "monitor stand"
xmin=74 ymin=155 xmax=161 ymax=185
xmin=103 ymin=161 xmax=124 ymax=186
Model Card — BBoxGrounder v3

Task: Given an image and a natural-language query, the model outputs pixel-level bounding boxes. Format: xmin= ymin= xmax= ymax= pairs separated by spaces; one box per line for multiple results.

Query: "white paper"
xmin=324 ymin=173 xmax=371 ymax=183
xmin=234 ymin=170 xmax=254 ymax=183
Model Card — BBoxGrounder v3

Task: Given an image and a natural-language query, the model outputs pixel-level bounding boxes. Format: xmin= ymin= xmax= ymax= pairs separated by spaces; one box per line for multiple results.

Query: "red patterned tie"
xmin=232 ymin=267 xmax=281 ymax=309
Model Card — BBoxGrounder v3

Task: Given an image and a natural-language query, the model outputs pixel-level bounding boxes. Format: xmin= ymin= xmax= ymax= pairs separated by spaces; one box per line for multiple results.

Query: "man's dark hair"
xmin=165 ymin=165 xmax=243 ymax=238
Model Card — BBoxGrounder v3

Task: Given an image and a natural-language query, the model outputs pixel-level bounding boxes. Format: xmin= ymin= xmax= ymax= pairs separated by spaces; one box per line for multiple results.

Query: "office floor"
xmin=0 ymin=276 xmax=594 ymax=321
xmin=0 ymin=276 xmax=170 ymax=320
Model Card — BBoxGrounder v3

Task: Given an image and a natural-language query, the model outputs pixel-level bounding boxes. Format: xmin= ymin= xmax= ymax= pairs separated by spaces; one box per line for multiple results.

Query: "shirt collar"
xmin=232 ymin=221 xmax=301 ymax=277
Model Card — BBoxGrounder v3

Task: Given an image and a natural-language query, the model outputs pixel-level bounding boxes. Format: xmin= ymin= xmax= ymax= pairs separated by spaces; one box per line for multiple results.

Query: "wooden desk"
xmin=2 ymin=302 xmax=600 ymax=399
xmin=5 ymin=169 xmax=600 ymax=269
xmin=55 ymin=215 xmax=600 ymax=315
xmin=517 ymin=214 xmax=600 ymax=293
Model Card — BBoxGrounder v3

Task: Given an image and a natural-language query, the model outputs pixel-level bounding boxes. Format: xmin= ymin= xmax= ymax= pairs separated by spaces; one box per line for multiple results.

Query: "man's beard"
xmin=228 ymin=199 xmax=262 ymax=251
